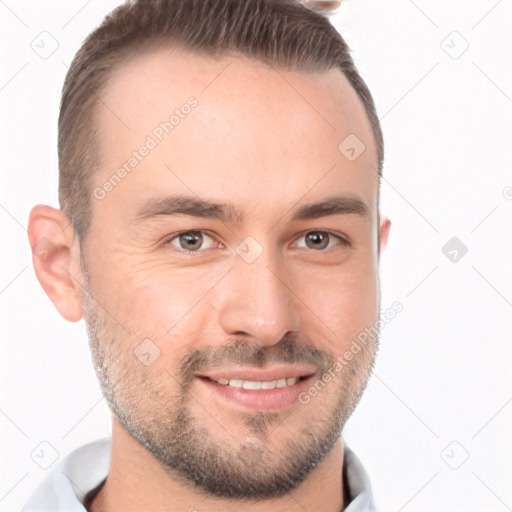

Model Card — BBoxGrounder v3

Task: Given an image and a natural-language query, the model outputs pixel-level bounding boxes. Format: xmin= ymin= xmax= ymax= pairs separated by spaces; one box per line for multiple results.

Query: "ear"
xmin=27 ymin=205 xmax=84 ymax=322
xmin=378 ymin=215 xmax=391 ymax=255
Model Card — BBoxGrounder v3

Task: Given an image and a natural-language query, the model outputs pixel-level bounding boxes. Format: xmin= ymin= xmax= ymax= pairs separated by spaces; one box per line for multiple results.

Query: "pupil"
xmin=307 ymin=232 xmax=328 ymax=250
xmin=181 ymin=232 xmax=202 ymax=250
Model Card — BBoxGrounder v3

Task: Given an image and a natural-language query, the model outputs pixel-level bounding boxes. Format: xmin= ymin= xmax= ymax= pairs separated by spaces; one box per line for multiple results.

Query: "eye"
xmin=164 ymin=230 xmax=223 ymax=252
xmin=294 ymin=230 xmax=349 ymax=251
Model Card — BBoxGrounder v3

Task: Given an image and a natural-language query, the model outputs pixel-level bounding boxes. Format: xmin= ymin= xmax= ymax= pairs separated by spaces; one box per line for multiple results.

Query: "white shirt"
xmin=19 ymin=437 xmax=379 ymax=511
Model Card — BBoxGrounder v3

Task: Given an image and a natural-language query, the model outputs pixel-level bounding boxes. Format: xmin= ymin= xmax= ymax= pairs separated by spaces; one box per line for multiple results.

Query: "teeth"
xmin=242 ymin=380 xmax=261 ymax=390
xmin=214 ymin=377 xmax=299 ymax=389
xmin=276 ymin=378 xmax=287 ymax=388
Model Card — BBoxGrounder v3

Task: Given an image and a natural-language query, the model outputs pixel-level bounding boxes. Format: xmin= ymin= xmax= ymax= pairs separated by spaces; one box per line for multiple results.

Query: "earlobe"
xmin=379 ymin=215 xmax=391 ymax=255
xmin=27 ymin=205 xmax=85 ymax=322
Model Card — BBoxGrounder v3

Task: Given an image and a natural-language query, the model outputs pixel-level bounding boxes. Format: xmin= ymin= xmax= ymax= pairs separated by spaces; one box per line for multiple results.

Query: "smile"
xmin=195 ymin=367 xmax=317 ymax=410
xmin=206 ymin=377 xmax=301 ymax=389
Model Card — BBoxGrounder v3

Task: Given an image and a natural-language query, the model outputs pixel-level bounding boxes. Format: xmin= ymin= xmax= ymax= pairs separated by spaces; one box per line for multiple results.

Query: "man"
xmin=24 ymin=0 xmax=391 ymax=510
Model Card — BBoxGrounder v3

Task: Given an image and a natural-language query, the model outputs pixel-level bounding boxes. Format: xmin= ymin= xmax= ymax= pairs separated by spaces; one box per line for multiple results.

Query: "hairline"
xmin=72 ymin=43 xmax=382 ymax=249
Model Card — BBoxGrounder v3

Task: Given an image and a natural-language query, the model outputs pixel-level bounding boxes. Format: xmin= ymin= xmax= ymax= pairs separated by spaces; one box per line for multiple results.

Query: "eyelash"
xmin=162 ymin=230 xmax=351 ymax=253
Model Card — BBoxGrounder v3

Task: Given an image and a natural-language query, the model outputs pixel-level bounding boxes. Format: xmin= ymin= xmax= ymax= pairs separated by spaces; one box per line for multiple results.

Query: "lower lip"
xmin=197 ymin=376 xmax=314 ymax=411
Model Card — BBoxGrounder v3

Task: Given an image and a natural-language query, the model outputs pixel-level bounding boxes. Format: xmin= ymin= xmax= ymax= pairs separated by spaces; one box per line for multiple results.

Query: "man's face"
xmin=80 ymin=47 xmax=383 ymax=498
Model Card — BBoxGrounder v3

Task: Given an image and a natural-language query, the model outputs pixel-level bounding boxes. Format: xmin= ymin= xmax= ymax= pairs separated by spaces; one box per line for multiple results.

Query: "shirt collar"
xmin=342 ymin=443 xmax=379 ymax=511
xmin=21 ymin=437 xmax=378 ymax=511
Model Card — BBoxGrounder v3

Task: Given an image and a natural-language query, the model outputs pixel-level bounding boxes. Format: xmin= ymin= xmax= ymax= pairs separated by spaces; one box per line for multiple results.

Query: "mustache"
xmin=179 ymin=336 xmax=334 ymax=379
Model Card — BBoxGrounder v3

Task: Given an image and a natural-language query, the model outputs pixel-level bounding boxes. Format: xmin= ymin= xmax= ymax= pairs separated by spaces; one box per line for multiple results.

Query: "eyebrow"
xmin=133 ymin=193 xmax=369 ymax=224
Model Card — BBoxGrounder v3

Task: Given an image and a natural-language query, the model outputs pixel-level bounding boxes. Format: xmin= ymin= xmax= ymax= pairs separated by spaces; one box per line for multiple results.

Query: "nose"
xmin=217 ymin=246 xmax=302 ymax=347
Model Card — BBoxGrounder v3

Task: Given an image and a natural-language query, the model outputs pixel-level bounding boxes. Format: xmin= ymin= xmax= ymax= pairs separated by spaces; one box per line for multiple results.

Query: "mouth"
xmin=195 ymin=367 xmax=317 ymax=410
xmin=201 ymin=375 xmax=307 ymax=389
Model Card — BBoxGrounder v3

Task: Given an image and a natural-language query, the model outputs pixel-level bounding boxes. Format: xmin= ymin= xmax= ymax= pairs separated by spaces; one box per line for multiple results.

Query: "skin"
xmin=28 ymin=47 xmax=391 ymax=512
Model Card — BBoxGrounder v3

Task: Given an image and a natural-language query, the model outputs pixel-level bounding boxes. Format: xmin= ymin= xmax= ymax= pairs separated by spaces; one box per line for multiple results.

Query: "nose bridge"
xmin=218 ymin=241 xmax=301 ymax=345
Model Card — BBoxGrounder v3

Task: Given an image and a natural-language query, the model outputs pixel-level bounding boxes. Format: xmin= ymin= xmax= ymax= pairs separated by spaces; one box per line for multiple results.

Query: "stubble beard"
xmin=80 ymin=267 xmax=378 ymax=499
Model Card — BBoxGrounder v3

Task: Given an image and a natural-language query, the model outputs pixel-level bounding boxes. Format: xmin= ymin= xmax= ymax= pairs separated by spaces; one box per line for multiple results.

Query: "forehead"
xmin=93 ymin=47 xmax=378 ymax=223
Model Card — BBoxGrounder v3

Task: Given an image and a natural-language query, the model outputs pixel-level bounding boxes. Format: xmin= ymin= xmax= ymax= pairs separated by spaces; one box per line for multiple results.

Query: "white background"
xmin=1 ymin=1 xmax=511 ymax=511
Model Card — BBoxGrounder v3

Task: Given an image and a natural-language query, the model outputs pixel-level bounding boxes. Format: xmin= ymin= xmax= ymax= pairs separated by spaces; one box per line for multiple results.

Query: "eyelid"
xmin=160 ymin=229 xmax=219 ymax=255
xmin=161 ymin=229 xmax=351 ymax=253
xmin=292 ymin=230 xmax=351 ymax=250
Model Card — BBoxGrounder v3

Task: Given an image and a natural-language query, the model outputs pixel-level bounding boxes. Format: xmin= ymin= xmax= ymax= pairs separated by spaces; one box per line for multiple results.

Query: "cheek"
xmin=104 ymin=257 xmax=231 ymax=342
xmin=293 ymin=257 xmax=379 ymax=349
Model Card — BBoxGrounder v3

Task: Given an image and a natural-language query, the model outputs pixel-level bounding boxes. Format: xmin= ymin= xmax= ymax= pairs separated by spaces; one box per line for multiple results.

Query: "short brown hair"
xmin=58 ymin=0 xmax=383 ymax=242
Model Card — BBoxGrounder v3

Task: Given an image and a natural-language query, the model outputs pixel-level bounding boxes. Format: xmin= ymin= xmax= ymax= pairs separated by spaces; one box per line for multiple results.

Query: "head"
xmin=29 ymin=0 xmax=391 ymax=500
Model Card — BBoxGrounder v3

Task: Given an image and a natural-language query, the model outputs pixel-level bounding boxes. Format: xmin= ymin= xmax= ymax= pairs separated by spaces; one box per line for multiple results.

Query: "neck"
xmin=85 ymin=418 xmax=346 ymax=512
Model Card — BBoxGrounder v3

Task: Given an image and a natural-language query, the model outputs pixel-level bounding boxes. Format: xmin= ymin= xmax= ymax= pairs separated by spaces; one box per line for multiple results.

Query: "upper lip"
xmin=197 ymin=365 xmax=317 ymax=381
